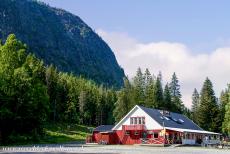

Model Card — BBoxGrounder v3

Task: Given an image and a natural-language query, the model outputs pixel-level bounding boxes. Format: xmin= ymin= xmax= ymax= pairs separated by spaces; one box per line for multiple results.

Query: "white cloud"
xmin=97 ymin=29 xmax=230 ymax=108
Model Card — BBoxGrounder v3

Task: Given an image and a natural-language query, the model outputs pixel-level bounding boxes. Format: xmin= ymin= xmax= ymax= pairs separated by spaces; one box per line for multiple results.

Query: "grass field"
xmin=4 ymin=123 xmax=93 ymax=146
xmin=39 ymin=123 xmax=93 ymax=144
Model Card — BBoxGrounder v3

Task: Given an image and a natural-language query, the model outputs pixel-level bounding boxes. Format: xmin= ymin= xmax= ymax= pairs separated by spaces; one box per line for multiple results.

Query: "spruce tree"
xmin=163 ymin=83 xmax=172 ymax=110
xmin=223 ymin=100 xmax=230 ymax=134
xmin=163 ymin=83 xmax=172 ymax=111
xmin=144 ymin=68 xmax=155 ymax=108
xmin=152 ymin=73 xmax=164 ymax=109
xmin=197 ymin=78 xmax=221 ymax=132
xmin=191 ymin=88 xmax=199 ymax=123
xmin=123 ymin=77 xmax=135 ymax=109
xmin=79 ymin=90 xmax=87 ymax=124
xmin=113 ymin=77 xmax=134 ymax=122
xmin=46 ymin=65 xmax=58 ymax=122
xmin=221 ymin=85 xmax=230 ymax=134
xmin=169 ymin=72 xmax=183 ymax=113
xmin=133 ymin=67 xmax=145 ymax=105
xmin=105 ymin=90 xmax=117 ymax=124
xmin=144 ymin=68 xmax=152 ymax=89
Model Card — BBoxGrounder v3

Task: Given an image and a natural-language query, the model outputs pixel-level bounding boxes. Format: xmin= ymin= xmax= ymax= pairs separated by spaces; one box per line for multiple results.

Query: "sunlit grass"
xmin=39 ymin=123 xmax=93 ymax=144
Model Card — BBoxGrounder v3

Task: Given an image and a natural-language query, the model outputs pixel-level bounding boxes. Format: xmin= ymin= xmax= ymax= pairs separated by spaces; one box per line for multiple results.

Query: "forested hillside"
xmin=0 ymin=0 xmax=124 ymax=88
xmin=0 ymin=34 xmax=116 ymax=144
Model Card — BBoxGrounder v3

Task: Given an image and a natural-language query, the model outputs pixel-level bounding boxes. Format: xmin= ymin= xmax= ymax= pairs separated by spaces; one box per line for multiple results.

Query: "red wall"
xmin=92 ymin=129 xmax=166 ymax=145
xmin=115 ymin=130 xmax=143 ymax=144
xmin=92 ymin=132 xmax=118 ymax=144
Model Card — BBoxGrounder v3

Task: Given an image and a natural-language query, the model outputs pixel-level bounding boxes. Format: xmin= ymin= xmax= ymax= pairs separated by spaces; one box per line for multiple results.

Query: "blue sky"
xmin=41 ymin=0 xmax=230 ymax=53
xmin=40 ymin=0 xmax=230 ymax=107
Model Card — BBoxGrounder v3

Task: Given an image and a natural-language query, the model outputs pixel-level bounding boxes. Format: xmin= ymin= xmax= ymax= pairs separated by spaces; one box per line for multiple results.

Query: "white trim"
xmin=112 ymin=105 xmax=219 ymax=135
xmin=112 ymin=105 xmax=163 ymax=130
xmin=165 ymin=127 xmax=220 ymax=135
xmin=112 ymin=105 xmax=139 ymax=130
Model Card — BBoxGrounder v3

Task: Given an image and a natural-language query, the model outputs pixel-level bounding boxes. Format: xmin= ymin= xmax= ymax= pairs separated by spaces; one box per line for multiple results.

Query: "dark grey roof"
xmin=94 ymin=125 xmax=114 ymax=132
xmin=138 ymin=105 xmax=203 ymax=131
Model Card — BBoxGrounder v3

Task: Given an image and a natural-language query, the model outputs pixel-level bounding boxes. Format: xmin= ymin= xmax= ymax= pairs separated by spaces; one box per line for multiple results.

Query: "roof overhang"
xmin=165 ymin=127 xmax=221 ymax=135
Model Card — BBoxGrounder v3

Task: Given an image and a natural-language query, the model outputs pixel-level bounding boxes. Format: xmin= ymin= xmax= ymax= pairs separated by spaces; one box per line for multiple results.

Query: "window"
xmin=153 ymin=132 xmax=159 ymax=138
xmin=125 ymin=131 xmax=130 ymax=135
xmin=142 ymin=117 xmax=145 ymax=124
xmin=130 ymin=117 xmax=145 ymax=125
xmin=139 ymin=117 xmax=141 ymax=124
xmin=183 ymin=134 xmax=185 ymax=139
xmin=191 ymin=134 xmax=194 ymax=139
xmin=134 ymin=131 xmax=139 ymax=135
xmin=130 ymin=117 xmax=133 ymax=124
xmin=186 ymin=133 xmax=190 ymax=139
xmin=134 ymin=117 xmax=137 ymax=124
xmin=178 ymin=119 xmax=184 ymax=123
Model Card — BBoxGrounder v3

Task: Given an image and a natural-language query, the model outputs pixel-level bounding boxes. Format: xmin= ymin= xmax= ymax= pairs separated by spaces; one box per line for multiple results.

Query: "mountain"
xmin=0 ymin=0 xmax=124 ymax=88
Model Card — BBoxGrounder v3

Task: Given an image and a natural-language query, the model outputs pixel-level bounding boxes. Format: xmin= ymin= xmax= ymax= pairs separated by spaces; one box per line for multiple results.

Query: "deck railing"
xmin=122 ymin=124 xmax=145 ymax=130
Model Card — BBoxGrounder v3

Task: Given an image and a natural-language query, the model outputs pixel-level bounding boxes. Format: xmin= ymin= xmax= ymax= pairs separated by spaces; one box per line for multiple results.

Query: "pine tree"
xmin=79 ymin=90 xmax=87 ymax=124
xmin=221 ymin=85 xmax=230 ymax=134
xmin=223 ymin=100 xmax=230 ymax=134
xmin=169 ymin=72 xmax=183 ymax=113
xmin=113 ymin=90 xmax=127 ymax=122
xmin=191 ymin=88 xmax=199 ymax=123
xmin=182 ymin=106 xmax=192 ymax=119
xmin=197 ymin=78 xmax=221 ymax=132
xmin=133 ymin=67 xmax=145 ymax=105
xmin=46 ymin=65 xmax=58 ymax=122
xmin=124 ymin=77 xmax=135 ymax=109
xmin=144 ymin=68 xmax=155 ymax=108
xmin=163 ymin=83 xmax=172 ymax=110
xmin=144 ymin=68 xmax=152 ymax=90
xmin=113 ymin=77 xmax=134 ymax=122
xmin=105 ymin=90 xmax=117 ymax=124
xmin=152 ymin=73 xmax=164 ymax=109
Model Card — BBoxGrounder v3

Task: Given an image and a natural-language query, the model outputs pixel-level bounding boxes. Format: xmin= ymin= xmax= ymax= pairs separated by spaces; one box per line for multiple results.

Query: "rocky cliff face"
xmin=0 ymin=0 xmax=124 ymax=88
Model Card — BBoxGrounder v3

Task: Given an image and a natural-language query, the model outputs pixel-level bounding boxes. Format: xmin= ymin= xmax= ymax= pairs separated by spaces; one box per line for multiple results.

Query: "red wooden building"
xmin=89 ymin=105 xmax=220 ymax=145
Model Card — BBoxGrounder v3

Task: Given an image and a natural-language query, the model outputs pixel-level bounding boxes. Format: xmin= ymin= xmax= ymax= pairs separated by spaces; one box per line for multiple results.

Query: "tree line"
xmin=113 ymin=68 xmax=190 ymax=122
xmin=191 ymin=79 xmax=230 ymax=135
xmin=0 ymin=34 xmax=116 ymax=144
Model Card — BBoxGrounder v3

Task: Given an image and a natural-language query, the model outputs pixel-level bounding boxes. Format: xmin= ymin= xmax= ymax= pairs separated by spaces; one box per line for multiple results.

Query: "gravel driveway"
xmin=1 ymin=144 xmax=230 ymax=154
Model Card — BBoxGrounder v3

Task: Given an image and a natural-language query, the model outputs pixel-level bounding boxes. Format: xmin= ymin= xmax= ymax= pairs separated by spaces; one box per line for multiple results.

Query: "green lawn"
xmin=37 ymin=123 xmax=93 ymax=144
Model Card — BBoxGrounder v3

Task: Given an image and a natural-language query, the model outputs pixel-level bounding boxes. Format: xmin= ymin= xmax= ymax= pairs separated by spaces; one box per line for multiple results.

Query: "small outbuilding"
xmin=92 ymin=125 xmax=117 ymax=144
